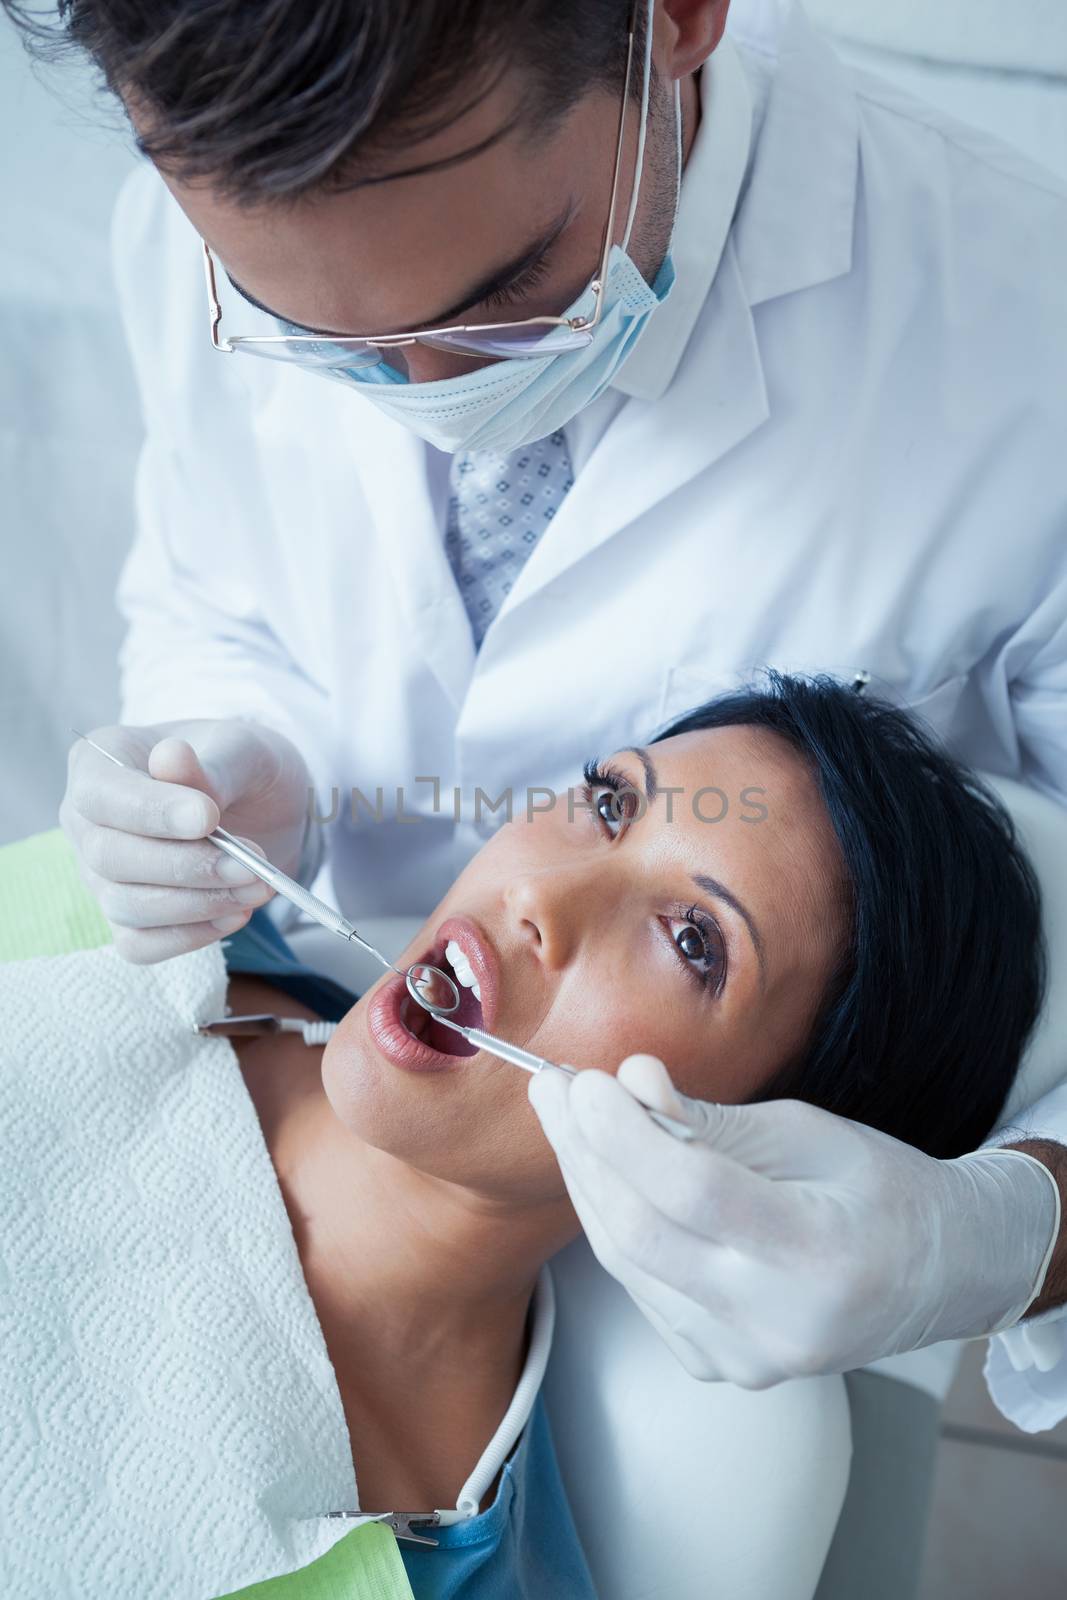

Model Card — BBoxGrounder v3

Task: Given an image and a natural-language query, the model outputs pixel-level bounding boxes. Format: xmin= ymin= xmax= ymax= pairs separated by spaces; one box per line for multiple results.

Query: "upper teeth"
xmin=444 ymin=938 xmax=482 ymax=1002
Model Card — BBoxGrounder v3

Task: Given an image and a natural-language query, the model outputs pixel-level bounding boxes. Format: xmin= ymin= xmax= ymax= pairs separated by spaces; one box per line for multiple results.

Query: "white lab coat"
xmin=110 ymin=0 xmax=1067 ymax=1424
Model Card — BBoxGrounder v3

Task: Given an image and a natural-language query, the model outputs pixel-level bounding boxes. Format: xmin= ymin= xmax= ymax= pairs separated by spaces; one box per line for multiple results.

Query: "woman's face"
xmin=322 ymin=724 xmax=849 ymax=1205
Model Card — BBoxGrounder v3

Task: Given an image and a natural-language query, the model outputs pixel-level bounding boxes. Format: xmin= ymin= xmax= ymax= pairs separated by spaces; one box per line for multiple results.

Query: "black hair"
xmin=2 ymin=0 xmax=643 ymax=204
xmin=649 ymin=670 xmax=1046 ymax=1159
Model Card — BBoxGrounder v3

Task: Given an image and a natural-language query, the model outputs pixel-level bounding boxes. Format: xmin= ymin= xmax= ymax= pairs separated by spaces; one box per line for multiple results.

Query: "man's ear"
xmin=659 ymin=0 xmax=732 ymax=80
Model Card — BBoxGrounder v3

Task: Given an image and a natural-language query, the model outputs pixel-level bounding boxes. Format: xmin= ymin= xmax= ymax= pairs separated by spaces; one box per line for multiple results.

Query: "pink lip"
xmin=364 ymin=914 xmax=501 ymax=1075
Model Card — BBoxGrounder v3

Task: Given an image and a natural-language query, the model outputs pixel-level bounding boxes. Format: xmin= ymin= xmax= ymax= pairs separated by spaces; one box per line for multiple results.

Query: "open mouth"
xmin=365 ymin=915 xmax=499 ymax=1074
xmin=398 ymin=939 xmax=485 ymax=1058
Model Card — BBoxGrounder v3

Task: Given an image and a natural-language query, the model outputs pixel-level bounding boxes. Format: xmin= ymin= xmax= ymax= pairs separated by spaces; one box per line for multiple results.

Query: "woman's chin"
xmin=321 ymin=1014 xmax=406 ymax=1137
xmin=320 ymin=1010 xmax=565 ymax=1202
xmin=321 ymin=1009 xmax=472 ymax=1173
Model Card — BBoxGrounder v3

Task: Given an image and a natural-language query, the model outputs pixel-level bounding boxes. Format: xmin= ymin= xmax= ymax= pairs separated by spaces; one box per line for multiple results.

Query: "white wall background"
xmin=0 ymin=32 xmax=140 ymax=841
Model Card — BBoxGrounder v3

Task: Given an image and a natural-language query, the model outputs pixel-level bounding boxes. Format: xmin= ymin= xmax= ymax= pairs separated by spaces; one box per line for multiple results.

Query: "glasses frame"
xmin=201 ymin=0 xmax=644 ymax=364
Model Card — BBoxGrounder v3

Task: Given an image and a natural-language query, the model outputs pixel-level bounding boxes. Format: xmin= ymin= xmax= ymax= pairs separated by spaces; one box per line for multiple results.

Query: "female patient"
xmin=221 ymin=669 xmax=1044 ymax=1594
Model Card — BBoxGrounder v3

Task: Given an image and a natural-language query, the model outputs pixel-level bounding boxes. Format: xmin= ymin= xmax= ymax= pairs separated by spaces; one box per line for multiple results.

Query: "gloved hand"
xmin=528 ymin=1055 xmax=1063 ymax=1388
xmin=60 ymin=717 xmax=315 ymax=964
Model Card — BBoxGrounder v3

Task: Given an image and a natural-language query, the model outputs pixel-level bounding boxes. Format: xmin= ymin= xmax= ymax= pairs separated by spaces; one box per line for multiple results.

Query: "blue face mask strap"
xmin=673 ymin=77 xmax=683 ymax=210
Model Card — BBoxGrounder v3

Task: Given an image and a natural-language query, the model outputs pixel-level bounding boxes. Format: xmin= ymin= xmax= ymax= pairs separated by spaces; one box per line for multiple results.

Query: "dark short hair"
xmin=650 ymin=670 xmax=1046 ymax=1158
xmin=2 ymin=0 xmax=641 ymax=203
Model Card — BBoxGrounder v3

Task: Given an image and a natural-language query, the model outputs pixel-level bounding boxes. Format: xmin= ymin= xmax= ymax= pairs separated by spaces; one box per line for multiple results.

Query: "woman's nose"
xmin=504 ymin=860 xmax=606 ymax=971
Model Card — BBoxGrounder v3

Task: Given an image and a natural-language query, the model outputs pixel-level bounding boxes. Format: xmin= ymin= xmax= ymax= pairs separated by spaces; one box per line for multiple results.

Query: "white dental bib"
xmin=0 ymin=940 xmax=550 ymax=1597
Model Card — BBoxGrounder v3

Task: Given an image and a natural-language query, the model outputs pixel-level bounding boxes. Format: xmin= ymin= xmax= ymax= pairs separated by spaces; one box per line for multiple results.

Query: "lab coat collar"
xmin=609 ymin=34 xmax=754 ymax=404
xmin=729 ymin=0 xmax=859 ymax=306
xmin=493 ymin=231 xmax=770 ymax=619
xmin=608 ymin=1 xmax=859 ymax=400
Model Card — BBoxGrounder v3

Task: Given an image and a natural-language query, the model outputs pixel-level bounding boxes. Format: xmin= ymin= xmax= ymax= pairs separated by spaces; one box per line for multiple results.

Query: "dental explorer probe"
xmin=406 ymin=972 xmax=699 ymax=1143
xmin=69 ymin=729 xmax=461 ymax=1014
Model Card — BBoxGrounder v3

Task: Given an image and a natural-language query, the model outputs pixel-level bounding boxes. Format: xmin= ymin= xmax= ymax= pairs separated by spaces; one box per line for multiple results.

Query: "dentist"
xmin=21 ymin=0 xmax=1067 ymax=1423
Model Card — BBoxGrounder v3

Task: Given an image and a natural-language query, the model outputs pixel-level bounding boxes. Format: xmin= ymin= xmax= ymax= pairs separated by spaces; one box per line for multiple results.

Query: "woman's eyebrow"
xmin=691 ymin=871 xmax=768 ymax=991
xmin=620 ymin=745 xmax=659 ymax=803
xmin=621 ymin=744 xmax=768 ymax=988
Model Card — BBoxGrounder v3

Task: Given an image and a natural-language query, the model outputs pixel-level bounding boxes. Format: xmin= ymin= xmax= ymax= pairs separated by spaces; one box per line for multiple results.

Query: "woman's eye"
xmin=580 ymin=759 xmax=728 ymax=996
xmin=667 ymin=909 xmax=727 ymax=992
xmin=581 ymin=759 xmax=640 ymax=839
xmin=591 ymin=784 xmax=638 ymax=834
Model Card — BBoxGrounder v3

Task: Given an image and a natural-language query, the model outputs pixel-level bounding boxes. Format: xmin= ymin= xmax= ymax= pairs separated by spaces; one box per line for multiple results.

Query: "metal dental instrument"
xmin=405 ymin=971 xmax=699 ymax=1143
xmin=69 ymin=728 xmax=461 ymax=1014
xmin=195 ymin=1013 xmax=338 ymax=1045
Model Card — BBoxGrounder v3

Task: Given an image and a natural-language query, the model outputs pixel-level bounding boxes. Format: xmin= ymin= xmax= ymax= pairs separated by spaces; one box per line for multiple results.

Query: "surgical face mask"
xmin=313 ymin=15 xmax=682 ymax=455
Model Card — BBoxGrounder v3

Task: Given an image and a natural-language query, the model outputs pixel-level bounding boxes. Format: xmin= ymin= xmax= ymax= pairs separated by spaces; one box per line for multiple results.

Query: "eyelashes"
xmin=481 ymin=253 xmax=554 ymax=311
xmin=581 ymin=755 xmax=633 ymax=815
xmin=578 ymin=757 xmax=728 ymax=994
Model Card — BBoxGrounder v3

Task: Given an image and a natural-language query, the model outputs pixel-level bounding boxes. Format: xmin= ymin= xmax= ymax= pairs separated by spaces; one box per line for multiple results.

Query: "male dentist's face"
xmin=132 ymin=51 xmax=686 ymax=382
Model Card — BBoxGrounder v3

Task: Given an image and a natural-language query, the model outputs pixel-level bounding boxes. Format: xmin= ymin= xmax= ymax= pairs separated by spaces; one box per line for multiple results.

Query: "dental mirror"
xmin=406 ymin=963 xmax=461 ymax=1014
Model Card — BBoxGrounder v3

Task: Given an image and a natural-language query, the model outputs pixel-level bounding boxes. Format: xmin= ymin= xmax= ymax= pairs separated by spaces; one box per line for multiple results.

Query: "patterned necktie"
xmin=444 ymin=430 xmax=575 ymax=650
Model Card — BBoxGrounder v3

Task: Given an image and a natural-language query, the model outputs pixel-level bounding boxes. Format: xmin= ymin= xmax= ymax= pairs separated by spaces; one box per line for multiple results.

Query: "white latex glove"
xmin=60 ymin=717 xmax=315 ymax=964
xmin=528 ymin=1055 xmax=1063 ymax=1388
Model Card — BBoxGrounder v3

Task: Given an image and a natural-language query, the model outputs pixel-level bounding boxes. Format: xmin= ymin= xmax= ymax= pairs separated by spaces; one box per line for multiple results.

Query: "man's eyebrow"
xmin=223 ymin=201 xmax=576 ymax=338
xmin=622 ymin=745 xmax=769 ymax=989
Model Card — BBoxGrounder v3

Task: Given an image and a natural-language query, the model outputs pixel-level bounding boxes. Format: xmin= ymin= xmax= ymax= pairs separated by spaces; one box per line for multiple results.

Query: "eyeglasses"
xmin=201 ymin=0 xmax=645 ymax=372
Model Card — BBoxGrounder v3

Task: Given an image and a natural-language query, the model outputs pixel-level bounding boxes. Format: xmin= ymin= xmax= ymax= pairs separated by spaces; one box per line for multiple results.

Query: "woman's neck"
xmin=238 ymin=1015 xmax=575 ymax=1510
xmin=279 ymin=1078 xmax=562 ymax=1371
